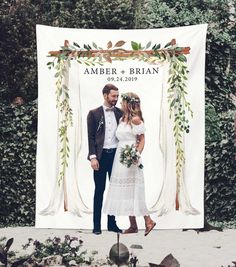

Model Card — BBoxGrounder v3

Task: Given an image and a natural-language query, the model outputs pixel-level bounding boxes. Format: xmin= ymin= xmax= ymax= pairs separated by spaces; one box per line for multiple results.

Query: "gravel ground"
xmin=0 ymin=227 xmax=235 ymax=267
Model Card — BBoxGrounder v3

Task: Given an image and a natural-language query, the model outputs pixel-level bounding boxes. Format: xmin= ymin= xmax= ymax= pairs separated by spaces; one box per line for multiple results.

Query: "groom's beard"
xmin=111 ymin=100 xmax=117 ymax=106
xmin=108 ymin=100 xmax=117 ymax=107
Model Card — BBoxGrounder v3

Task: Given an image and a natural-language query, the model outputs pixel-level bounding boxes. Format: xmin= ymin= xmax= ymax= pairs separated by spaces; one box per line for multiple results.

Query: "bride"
xmin=103 ymin=92 xmax=156 ymax=236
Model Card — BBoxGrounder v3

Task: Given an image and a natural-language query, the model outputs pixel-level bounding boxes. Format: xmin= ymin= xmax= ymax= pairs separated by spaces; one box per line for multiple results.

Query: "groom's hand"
xmin=91 ymin=158 xmax=99 ymax=171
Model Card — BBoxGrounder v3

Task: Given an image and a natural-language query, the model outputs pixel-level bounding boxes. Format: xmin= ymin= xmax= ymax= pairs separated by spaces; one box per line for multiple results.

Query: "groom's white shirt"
xmin=103 ymin=105 xmax=118 ymax=149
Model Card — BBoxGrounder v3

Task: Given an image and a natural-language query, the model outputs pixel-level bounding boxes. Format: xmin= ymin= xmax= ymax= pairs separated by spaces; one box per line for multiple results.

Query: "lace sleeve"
xmin=131 ymin=122 xmax=145 ymax=135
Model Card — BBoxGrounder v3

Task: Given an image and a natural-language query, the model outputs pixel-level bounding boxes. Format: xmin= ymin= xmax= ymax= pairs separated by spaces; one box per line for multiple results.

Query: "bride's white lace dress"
xmin=103 ymin=121 xmax=150 ymax=216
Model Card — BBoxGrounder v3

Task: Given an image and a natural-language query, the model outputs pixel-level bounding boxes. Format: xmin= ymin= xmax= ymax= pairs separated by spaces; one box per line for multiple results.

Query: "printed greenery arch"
xmin=47 ymin=39 xmax=192 ymax=199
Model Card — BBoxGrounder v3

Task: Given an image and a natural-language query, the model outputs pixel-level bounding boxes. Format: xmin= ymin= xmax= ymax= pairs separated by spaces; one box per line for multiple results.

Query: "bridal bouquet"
xmin=120 ymin=144 xmax=143 ymax=169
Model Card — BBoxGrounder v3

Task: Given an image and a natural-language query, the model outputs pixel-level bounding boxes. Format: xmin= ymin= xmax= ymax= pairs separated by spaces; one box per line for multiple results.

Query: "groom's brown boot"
xmin=123 ymin=216 xmax=138 ymax=234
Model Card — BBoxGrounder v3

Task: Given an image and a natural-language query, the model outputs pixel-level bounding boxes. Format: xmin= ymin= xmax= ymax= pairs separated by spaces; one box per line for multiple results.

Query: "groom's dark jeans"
xmin=93 ymin=148 xmax=116 ymax=231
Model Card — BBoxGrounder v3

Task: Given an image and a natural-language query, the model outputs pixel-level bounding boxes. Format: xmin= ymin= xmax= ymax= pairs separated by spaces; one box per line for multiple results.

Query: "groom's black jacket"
xmin=87 ymin=106 xmax=123 ymax=161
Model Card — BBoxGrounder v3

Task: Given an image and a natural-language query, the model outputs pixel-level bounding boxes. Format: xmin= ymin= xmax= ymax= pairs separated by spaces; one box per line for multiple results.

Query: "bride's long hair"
xmin=121 ymin=92 xmax=144 ymax=124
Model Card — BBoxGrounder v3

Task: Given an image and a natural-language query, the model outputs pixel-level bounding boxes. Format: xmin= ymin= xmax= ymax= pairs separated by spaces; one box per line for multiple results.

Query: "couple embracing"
xmin=87 ymin=84 xmax=156 ymax=236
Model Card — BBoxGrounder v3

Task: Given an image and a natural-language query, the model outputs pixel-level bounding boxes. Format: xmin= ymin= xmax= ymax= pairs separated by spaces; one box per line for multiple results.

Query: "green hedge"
xmin=205 ymin=104 xmax=236 ymax=222
xmin=0 ymin=101 xmax=37 ymax=226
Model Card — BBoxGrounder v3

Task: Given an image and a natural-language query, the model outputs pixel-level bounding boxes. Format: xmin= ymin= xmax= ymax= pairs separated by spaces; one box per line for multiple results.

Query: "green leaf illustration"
xmin=131 ymin=41 xmax=139 ymax=50
xmin=92 ymin=42 xmax=98 ymax=49
xmin=145 ymin=41 xmax=152 ymax=49
xmin=73 ymin=42 xmax=80 ymax=48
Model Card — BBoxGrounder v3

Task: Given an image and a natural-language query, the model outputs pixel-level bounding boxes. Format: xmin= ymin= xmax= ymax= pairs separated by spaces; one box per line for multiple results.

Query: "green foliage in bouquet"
xmin=120 ymin=144 xmax=143 ymax=169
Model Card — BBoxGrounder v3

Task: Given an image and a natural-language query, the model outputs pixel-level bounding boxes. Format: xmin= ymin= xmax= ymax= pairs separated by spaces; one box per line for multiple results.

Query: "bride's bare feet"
xmin=144 ymin=220 xmax=156 ymax=236
xmin=123 ymin=226 xmax=138 ymax=234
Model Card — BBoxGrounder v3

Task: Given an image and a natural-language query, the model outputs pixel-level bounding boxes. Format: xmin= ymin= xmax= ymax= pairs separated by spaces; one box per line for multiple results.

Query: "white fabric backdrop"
xmin=36 ymin=24 xmax=207 ymax=229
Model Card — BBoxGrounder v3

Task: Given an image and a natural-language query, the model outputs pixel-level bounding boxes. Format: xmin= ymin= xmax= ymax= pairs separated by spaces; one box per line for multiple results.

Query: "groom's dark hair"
xmin=102 ymin=84 xmax=118 ymax=95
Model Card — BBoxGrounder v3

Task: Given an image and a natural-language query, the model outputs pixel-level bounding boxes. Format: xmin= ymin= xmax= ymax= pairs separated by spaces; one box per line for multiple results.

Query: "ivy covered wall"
xmin=0 ymin=102 xmax=37 ymax=226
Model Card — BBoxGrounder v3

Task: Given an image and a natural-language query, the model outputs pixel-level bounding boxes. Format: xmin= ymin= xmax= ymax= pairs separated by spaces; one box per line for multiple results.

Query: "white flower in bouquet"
xmin=120 ymin=144 xmax=143 ymax=169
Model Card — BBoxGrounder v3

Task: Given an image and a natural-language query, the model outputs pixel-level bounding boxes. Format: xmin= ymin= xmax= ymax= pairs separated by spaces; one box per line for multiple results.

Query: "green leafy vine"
xmin=168 ymin=54 xmax=193 ymax=193
xmin=50 ymin=57 xmax=73 ymax=185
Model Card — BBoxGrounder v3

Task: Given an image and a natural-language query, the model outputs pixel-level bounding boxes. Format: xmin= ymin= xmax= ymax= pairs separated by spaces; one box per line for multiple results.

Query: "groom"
xmin=87 ymin=84 xmax=123 ymax=235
